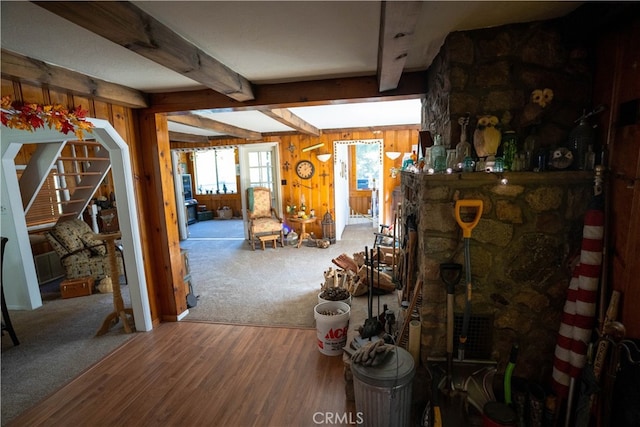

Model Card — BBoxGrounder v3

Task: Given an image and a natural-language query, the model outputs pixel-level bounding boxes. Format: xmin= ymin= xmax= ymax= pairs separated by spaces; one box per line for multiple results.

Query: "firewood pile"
xmin=321 ymin=250 xmax=398 ymax=298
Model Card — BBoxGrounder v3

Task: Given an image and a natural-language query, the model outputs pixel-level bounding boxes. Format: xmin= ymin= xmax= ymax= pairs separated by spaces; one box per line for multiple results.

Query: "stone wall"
xmin=402 ymin=171 xmax=594 ymax=382
xmin=423 ymin=18 xmax=593 ymax=152
xmin=413 ymin=16 xmax=599 ymax=385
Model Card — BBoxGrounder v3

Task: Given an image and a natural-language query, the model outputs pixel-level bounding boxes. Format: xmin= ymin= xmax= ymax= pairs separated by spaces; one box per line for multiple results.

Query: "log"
xmin=332 ymin=253 xmax=358 ymax=273
xmin=357 ymin=265 xmax=396 ymax=293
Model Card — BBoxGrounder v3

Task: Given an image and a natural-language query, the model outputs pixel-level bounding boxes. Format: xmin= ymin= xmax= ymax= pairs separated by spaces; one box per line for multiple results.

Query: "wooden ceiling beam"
xmin=377 ymin=1 xmax=423 ymax=92
xmin=259 ymin=108 xmax=320 ymax=137
xmin=167 ymin=114 xmax=262 ymax=140
xmin=1 ymin=49 xmax=148 ymax=108
xmin=33 ymin=1 xmax=254 ymax=102
xmin=147 ymin=71 xmax=427 ymax=114
xmin=168 ymin=132 xmax=209 ymax=143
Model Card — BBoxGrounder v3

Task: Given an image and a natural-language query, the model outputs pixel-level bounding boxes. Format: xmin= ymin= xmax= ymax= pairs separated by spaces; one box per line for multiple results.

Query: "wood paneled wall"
xmin=1 ymin=78 xmax=161 ymax=325
xmin=171 ymin=128 xmax=419 ymax=237
xmin=593 ymin=18 xmax=640 ymax=338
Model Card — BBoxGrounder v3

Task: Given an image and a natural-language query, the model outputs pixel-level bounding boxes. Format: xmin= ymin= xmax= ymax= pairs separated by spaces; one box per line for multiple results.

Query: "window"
xmin=193 ymin=148 xmax=237 ymax=194
xmin=16 ymin=168 xmax=62 ymax=228
xmin=247 ymin=150 xmax=273 ymax=191
xmin=354 ymin=144 xmax=380 ymax=190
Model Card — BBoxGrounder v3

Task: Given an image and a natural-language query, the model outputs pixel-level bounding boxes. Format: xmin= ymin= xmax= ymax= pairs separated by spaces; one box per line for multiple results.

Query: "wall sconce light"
xmin=302 ymin=143 xmax=325 ymax=152
xmin=385 ymin=151 xmax=402 ymax=160
xmin=316 ymin=153 xmax=332 ymax=163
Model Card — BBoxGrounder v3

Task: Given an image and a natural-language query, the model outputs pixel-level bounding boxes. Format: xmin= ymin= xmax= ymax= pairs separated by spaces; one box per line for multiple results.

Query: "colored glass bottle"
xmin=432 ymin=134 xmax=446 ymax=173
xmin=501 ymin=130 xmax=518 ymax=171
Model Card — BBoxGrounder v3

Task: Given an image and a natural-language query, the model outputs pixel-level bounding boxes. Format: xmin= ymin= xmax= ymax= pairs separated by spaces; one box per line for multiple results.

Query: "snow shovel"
xmin=454 ymin=199 xmax=483 ymax=361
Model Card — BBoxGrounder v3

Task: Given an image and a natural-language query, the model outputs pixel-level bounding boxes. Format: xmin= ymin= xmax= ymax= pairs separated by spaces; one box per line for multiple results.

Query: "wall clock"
xmin=295 ymin=160 xmax=315 ymax=179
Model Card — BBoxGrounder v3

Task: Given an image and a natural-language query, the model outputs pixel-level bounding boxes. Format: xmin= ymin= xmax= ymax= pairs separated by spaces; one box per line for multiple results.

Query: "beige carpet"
xmin=181 ymin=222 xmax=392 ymax=328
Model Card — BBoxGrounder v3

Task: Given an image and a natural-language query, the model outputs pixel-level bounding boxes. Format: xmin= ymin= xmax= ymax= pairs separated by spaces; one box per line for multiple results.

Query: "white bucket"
xmin=314 ymin=301 xmax=350 ymax=356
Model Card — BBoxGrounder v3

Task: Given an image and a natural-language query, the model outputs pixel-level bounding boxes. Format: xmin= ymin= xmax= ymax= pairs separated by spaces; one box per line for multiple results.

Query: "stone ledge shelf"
xmin=400 ymin=169 xmax=595 ymax=382
xmin=403 ymin=170 xmax=594 ymax=184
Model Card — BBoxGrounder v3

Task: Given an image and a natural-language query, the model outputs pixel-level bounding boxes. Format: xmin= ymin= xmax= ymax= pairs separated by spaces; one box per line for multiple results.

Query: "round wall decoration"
xmin=295 ymin=160 xmax=315 ymax=179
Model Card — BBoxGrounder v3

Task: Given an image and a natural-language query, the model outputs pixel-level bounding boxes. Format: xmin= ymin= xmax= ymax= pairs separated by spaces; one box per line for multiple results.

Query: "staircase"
xmin=53 ymin=141 xmax=111 ymax=224
xmin=20 ymin=140 xmax=112 ymax=227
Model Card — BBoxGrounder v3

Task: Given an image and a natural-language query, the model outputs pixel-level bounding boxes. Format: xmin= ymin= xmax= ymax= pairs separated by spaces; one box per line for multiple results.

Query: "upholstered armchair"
xmin=46 ymin=219 xmax=124 ymax=282
xmin=246 ymin=187 xmax=284 ymax=250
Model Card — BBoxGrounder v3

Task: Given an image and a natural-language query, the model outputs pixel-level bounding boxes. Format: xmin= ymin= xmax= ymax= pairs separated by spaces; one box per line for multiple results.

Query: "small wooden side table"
xmin=288 ymin=217 xmax=317 ymax=248
xmin=94 ymin=232 xmax=134 ymax=336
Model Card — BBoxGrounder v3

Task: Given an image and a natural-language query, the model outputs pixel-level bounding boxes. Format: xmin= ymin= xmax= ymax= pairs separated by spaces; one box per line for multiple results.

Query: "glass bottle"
xmin=455 ymin=139 xmax=471 ymax=168
xmin=494 ymin=157 xmax=504 ymax=172
xmin=423 ymin=147 xmax=432 ymax=171
xmin=501 ymin=130 xmax=518 ymax=171
xmin=463 ymin=156 xmax=475 ymax=172
xmin=585 ymin=145 xmax=596 ymax=171
xmin=432 ymin=134 xmax=446 ymax=173
xmin=446 ymin=149 xmax=457 ymax=171
xmin=401 ymin=153 xmax=413 ymax=170
xmin=536 ymin=149 xmax=547 ymax=172
xmin=524 ymin=127 xmax=539 ymax=171
xmin=568 ymin=118 xmax=595 ymax=170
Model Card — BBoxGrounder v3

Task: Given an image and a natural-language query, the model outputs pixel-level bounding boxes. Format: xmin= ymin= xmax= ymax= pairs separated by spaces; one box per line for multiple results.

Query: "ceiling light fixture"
xmin=302 ymin=143 xmax=324 ymax=152
xmin=316 ymin=153 xmax=332 ymax=163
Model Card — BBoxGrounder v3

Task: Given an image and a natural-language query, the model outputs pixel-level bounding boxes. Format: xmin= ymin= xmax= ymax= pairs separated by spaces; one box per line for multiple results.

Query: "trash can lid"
xmin=352 ymin=346 xmax=415 ymax=387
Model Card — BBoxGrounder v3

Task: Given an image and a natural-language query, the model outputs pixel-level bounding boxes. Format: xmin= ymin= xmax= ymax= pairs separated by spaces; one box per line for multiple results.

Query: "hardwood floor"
xmin=7 ymin=322 xmax=356 ymax=427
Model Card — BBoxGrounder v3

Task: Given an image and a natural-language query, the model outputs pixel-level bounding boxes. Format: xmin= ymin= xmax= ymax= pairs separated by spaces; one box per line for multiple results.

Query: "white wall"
xmin=333 ymin=144 xmax=349 ymax=240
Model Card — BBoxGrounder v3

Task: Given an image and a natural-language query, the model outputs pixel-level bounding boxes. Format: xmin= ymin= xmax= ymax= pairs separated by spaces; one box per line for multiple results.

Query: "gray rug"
xmin=1 ymin=290 xmax=135 ymax=425
xmin=181 ymin=221 xmax=380 ymax=328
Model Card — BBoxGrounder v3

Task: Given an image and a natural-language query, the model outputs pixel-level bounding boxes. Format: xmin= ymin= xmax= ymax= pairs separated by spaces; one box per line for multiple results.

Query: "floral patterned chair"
xmin=45 ymin=219 xmax=124 ymax=282
xmin=246 ymin=187 xmax=284 ymax=250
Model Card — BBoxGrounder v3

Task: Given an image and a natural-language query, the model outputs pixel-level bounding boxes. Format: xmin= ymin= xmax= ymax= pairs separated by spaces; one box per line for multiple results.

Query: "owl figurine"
xmin=473 ymin=115 xmax=501 ymax=158
xmin=550 ymin=147 xmax=573 ymax=169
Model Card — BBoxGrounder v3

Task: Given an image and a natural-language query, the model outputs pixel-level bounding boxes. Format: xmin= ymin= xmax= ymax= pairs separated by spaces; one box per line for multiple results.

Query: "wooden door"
xmin=594 ymin=17 xmax=640 ymax=338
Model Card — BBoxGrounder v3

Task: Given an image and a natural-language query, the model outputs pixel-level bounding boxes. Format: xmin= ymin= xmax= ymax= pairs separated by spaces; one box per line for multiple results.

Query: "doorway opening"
xmin=171 ymin=142 xmax=282 ymax=242
xmin=332 ymin=139 xmax=383 ymax=241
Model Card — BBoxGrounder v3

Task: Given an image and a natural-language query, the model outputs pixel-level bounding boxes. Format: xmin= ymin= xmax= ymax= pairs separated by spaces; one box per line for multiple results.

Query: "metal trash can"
xmin=352 ymin=346 xmax=415 ymax=427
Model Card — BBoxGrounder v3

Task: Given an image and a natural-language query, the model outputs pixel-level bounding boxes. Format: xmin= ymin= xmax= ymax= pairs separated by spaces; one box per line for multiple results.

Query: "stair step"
xmin=57 ymin=200 xmax=86 ymax=205
xmin=65 ymin=141 xmax=101 ymax=146
xmin=58 ymin=156 xmax=110 ymax=161
xmin=56 ymin=185 xmax=94 ymax=191
xmin=53 ymin=172 xmax=103 ymax=176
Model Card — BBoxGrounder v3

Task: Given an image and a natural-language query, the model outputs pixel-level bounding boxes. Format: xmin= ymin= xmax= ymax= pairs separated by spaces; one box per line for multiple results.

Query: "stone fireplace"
xmin=406 ymin=13 xmax=603 ymax=385
xmin=402 ymin=170 xmax=593 ymax=382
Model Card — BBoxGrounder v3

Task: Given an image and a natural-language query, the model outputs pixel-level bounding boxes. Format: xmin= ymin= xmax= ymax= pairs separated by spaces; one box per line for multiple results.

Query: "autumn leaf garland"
xmin=1 ymin=95 xmax=94 ymax=140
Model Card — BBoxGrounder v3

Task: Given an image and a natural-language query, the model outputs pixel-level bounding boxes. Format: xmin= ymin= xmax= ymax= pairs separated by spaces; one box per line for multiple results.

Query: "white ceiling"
xmin=0 ymin=1 xmax=581 ymax=136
